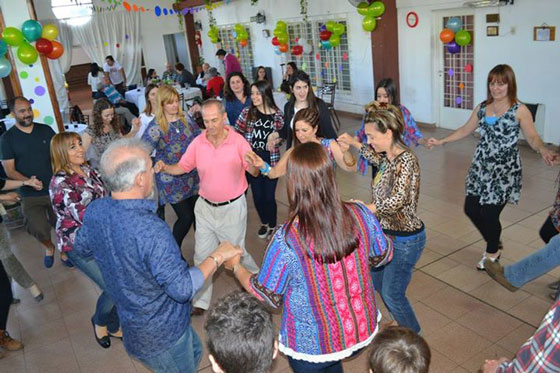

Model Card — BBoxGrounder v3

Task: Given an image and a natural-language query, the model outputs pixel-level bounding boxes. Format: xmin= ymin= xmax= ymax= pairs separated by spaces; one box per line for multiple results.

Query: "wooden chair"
xmin=317 ymin=83 xmax=341 ymax=132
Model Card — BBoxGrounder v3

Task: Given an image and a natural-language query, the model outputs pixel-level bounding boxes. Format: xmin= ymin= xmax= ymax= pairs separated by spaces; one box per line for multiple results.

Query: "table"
xmin=273 ymin=91 xmax=289 ymax=112
xmin=177 ymin=87 xmax=203 ymax=110
xmin=125 ymin=88 xmax=146 ymax=113
xmin=64 ymin=123 xmax=88 ymax=134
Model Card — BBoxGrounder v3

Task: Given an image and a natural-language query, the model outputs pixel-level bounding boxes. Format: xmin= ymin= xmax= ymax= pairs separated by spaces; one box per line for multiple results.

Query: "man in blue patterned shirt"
xmin=74 ymin=138 xmax=241 ymax=371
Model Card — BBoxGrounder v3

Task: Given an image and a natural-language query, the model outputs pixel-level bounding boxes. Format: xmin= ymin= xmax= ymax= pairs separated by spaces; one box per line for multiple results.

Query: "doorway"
xmin=432 ymin=10 xmax=475 ymax=130
xmin=163 ymin=32 xmax=191 ymax=71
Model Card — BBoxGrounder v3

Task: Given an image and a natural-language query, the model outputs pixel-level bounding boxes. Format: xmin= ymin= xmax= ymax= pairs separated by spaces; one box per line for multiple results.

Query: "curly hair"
xmin=91 ymin=99 xmax=120 ymax=137
xmin=363 ymin=100 xmax=408 ymax=149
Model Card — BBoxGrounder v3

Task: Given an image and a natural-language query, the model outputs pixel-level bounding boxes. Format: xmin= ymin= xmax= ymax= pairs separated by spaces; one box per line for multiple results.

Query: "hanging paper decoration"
xmin=465 ymin=64 xmax=473 ymax=73
xmin=315 ymin=53 xmax=320 ymax=60
xmin=447 ymin=68 xmax=454 ymax=77
xmin=459 ymin=82 xmax=465 ymax=90
xmin=343 ymin=52 xmax=348 ymax=61
xmin=456 ymin=96 xmax=463 ymax=105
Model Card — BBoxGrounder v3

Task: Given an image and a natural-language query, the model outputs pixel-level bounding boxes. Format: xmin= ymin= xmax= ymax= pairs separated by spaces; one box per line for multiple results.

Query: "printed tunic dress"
xmin=465 ymin=102 xmax=522 ymax=205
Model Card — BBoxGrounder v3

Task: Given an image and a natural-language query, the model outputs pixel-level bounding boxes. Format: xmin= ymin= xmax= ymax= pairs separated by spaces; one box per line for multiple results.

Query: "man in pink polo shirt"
xmin=156 ymin=99 xmax=260 ymax=315
xmin=216 ymin=49 xmax=242 ymax=78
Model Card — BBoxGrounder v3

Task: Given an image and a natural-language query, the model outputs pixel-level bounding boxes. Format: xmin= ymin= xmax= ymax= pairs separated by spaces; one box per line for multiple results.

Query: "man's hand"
xmin=482 ymin=358 xmax=508 ymax=373
xmin=213 ymin=242 xmax=243 ymax=264
xmin=0 ymin=192 xmax=21 ymax=205
xmin=245 ymin=151 xmax=265 ymax=169
xmin=224 ymin=247 xmax=242 ymax=271
xmin=26 ymin=176 xmax=43 ymax=190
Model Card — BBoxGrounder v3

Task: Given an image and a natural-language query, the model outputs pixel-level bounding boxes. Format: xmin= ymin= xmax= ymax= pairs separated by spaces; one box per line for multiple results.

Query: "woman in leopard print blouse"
xmin=339 ymin=101 xmax=425 ymax=335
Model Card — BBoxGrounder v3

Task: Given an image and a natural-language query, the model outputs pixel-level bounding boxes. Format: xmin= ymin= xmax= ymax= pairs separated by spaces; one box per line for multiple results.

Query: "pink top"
xmin=224 ymin=53 xmax=242 ymax=77
xmin=178 ymin=127 xmax=251 ymax=202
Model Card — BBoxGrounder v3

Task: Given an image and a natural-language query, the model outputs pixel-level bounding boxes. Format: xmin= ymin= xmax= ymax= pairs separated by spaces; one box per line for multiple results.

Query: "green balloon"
xmin=326 ymin=21 xmax=336 ymax=32
xmin=238 ymin=30 xmax=248 ymax=40
xmin=0 ymin=39 xmax=7 ymax=56
xmin=277 ymin=33 xmax=288 ymax=44
xmin=234 ymin=23 xmax=244 ymax=33
xmin=455 ymin=29 xmax=472 ymax=46
xmin=2 ymin=27 xmax=24 ymax=46
xmin=276 ymin=21 xmax=287 ymax=31
xmin=329 ymin=34 xmax=341 ymax=47
xmin=333 ymin=23 xmax=346 ymax=36
xmin=357 ymin=2 xmax=369 ymax=16
xmin=17 ymin=42 xmax=38 ymax=64
xmin=273 ymin=28 xmax=284 ymax=37
xmin=21 ymin=19 xmax=42 ymax=42
xmin=367 ymin=1 xmax=386 ymax=17
xmin=362 ymin=16 xmax=377 ymax=32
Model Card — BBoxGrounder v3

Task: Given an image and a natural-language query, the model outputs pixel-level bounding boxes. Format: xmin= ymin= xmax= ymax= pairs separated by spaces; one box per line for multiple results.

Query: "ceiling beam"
xmin=173 ymin=0 xmax=220 ymax=11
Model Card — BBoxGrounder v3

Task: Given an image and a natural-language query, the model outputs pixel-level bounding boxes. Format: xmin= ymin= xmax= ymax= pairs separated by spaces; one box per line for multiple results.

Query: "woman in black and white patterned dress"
xmin=427 ymin=64 xmax=556 ymax=270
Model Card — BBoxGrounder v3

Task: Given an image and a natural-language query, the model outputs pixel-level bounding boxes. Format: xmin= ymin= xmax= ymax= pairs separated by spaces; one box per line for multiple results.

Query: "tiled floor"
xmin=2 ymin=105 xmax=558 ymax=372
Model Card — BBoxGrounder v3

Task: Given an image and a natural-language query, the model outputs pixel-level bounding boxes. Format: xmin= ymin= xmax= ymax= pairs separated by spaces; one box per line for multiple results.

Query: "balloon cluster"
xmin=207 ymin=25 xmax=220 ymax=44
xmin=357 ymin=1 xmax=385 ymax=32
xmin=234 ymin=24 xmax=249 ymax=47
xmin=319 ymin=21 xmax=346 ymax=50
xmin=0 ymin=20 xmax=63 ymax=77
xmin=271 ymin=21 xmax=289 ymax=55
xmin=439 ymin=17 xmax=472 ymax=54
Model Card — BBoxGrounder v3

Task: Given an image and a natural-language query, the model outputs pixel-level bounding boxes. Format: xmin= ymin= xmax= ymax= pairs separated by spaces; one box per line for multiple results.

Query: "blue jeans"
xmin=288 ymin=357 xmax=342 ymax=373
xmin=372 ymin=229 xmax=426 ymax=333
xmin=66 ymin=250 xmax=119 ymax=332
xmin=505 ymin=234 xmax=560 ymax=288
xmin=139 ymin=326 xmax=202 ymax=373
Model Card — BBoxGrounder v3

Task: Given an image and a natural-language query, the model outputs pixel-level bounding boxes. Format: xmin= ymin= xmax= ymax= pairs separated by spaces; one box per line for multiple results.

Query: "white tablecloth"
xmin=177 ymin=87 xmax=203 ymax=109
xmin=125 ymin=88 xmax=146 ymax=113
xmin=273 ymin=91 xmax=289 ymax=112
xmin=64 ymin=123 xmax=88 ymax=134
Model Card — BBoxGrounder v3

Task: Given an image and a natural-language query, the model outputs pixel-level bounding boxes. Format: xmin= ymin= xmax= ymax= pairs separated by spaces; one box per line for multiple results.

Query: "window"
xmin=52 ymin=0 xmax=93 ymax=26
xmin=286 ymin=19 xmax=351 ymax=93
xmin=217 ymin=25 xmax=254 ymax=79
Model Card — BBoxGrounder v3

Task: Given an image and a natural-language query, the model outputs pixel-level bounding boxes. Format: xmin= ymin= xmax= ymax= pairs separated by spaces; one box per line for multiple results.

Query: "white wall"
xmin=397 ymin=0 xmax=560 ymax=144
xmin=194 ymin=0 xmax=376 ymax=113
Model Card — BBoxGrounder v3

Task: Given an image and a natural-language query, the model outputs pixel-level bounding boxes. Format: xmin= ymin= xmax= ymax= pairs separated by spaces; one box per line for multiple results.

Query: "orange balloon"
xmin=46 ymin=40 xmax=64 ymax=60
xmin=240 ymin=39 xmax=248 ymax=47
xmin=278 ymin=43 xmax=289 ymax=53
xmin=439 ymin=28 xmax=455 ymax=44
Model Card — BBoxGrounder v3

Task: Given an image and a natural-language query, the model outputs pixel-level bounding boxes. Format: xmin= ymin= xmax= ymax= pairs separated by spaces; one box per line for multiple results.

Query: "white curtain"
xmin=44 ymin=19 xmax=72 ymax=113
xmin=70 ymin=11 xmax=142 ymax=85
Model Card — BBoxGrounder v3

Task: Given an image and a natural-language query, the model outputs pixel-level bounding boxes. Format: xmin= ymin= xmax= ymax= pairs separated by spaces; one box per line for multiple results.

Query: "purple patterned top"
xmin=142 ymin=116 xmax=200 ymax=205
xmin=49 ymin=164 xmax=107 ymax=253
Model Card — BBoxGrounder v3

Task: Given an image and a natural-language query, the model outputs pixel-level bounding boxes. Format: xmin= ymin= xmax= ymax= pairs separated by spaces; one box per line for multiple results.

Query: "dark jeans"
xmin=157 ymin=195 xmax=198 ymax=248
xmin=464 ymin=195 xmax=506 ymax=254
xmin=248 ymin=174 xmax=278 ymax=228
xmin=0 ymin=261 xmax=13 ymax=330
xmin=540 ymin=216 xmax=559 ymax=244
xmin=288 ymin=357 xmax=343 ymax=373
xmin=92 ymin=91 xmax=105 ymax=100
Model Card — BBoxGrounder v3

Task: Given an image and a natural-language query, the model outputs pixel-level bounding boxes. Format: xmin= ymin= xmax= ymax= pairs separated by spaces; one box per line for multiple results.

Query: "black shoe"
xmin=91 ymin=318 xmax=110 ymax=349
xmin=191 ymin=307 xmax=205 ymax=316
xmin=257 ymin=225 xmax=269 ymax=238
xmin=11 ymin=298 xmax=20 ymax=305
xmin=548 ymin=280 xmax=560 ymax=291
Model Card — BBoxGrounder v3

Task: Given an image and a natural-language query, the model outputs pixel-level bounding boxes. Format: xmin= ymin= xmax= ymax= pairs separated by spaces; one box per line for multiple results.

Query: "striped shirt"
xmin=249 ymin=202 xmax=393 ymax=362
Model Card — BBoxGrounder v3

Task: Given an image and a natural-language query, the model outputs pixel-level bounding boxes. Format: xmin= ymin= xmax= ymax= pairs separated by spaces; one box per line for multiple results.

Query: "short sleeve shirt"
xmin=0 ymin=123 xmax=55 ymax=197
xmin=103 ymin=61 xmax=124 ymax=85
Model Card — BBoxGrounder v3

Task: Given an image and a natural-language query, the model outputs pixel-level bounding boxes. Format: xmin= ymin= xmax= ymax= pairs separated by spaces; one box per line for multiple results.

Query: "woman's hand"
xmin=540 ymin=147 xmax=557 ymax=166
xmin=25 ymin=176 xmax=43 ymax=190
xmin=425 ymin=138 xmax=444 ymax=149
xmin=131 ymin=118 xmax=141 ymax=133
xmin=224 ymin=248 xmax=242 ymax=271
xmin=245 ymin=151 xmax=265 ymax=169
xmin=266 ymin=132 xmax=281 ymax=152
xmin=338 ymin=139 xmax=350 ymax=153
xmin=154 ymin=160 xmax=166 ymax=173
xmin=214 ymin=242 xmax=243 ymax=265
xmin=337 ymin=133 xmax=361 ymax=150
xmin=0 ymin=192 xmax=21 ymax=205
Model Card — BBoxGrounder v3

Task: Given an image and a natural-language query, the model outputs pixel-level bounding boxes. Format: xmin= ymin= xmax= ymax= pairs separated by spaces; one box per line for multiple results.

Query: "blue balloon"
xmin=446 ymin=17 xmax=462 ymax=33
xmin=321 ymin=40 xmax=332 ymax=50
xmin=0 ymin=39 xmax=7 ymax=56
xmin=274 ymin=46 xmax=281 ymax=55
xmin=0 ymin=56 xmax=12 ymax=78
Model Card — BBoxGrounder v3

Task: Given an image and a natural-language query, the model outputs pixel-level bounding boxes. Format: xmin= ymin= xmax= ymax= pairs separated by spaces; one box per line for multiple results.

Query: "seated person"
xmin=205 ymin=291 xmax=277 ymax=373
xmin=369 ymin=327 xmax=431 ymax=373
xmin=196 ymin=63 xmax=211 ymax=88
xmin=99 ymin=76 xmax=139 ymax=117
xmin=206 ymin=68 xmax=225 ymax=98
xmin=162 ymin=62 xmax=178 ymax=82
xmin=175 ymin=63 xmax=197 ymax=88
xmin=144 ymin=68 xmax=159 ymax=86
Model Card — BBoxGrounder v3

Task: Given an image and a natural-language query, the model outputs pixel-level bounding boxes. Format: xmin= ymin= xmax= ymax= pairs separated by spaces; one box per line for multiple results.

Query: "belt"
xmin=200 ymin=194 xmax=242 ymax=207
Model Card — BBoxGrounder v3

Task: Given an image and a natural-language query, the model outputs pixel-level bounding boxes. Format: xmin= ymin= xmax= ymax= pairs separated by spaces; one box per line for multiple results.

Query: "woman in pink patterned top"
xmin=49 ymin=132 xmax=120 ymax=349
xmin=226 ymin=142 xmax=392 ymax=373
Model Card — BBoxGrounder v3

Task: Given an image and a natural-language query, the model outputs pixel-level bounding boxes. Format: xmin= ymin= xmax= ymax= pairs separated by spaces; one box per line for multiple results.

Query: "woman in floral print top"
xmin=141 ymin=85 xmax=200 ymax=249
xmin=339 ymin=101 xmax=425 ymax=336
xmin=49 ymin=132 xmax=120 ymax=348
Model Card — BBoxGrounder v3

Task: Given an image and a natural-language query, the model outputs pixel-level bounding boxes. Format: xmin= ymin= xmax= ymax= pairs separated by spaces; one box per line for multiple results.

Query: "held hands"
xmin=154 ymin=160 xmax=166 ymax=173
xmin=244 ymin=151 xmax=265 ymax=169
xmin=338 ymin=138 xmax=350 ymax=152
xmin=224 ymin=246 xmax=242 ymax=271
xmin=425 ymin=138 xmax=444 ymax=149
xmin=337 ymin=133 xmax=360 ymax=150
xmin=481 ymin=358 xmax=508 ymax=373
xmin=213 ymin=242 xmax=243 ymax=265
xmin=26 ymin=176 xmax=43 ymax=190
xmin=540 ymin=147 xmax=557 ymax=166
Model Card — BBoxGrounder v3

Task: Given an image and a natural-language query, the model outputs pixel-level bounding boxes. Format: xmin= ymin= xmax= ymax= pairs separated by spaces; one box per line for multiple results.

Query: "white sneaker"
xmin=265 ymin=226 xmax=276 ymax=240
xmin=257 ymin=225 xmax=269 ymax=239
xmin=477 ymin=252 xmax=501 ymax=271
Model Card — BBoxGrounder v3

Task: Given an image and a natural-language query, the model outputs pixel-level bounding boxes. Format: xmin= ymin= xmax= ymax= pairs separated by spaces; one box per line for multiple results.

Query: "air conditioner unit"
xmin=464 ymin=0 xmax=513 ymax=8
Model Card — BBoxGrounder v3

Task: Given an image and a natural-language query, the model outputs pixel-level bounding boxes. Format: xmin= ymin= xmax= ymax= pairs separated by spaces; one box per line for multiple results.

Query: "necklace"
xmin=491 ymin=101 xmax=509 ymax=116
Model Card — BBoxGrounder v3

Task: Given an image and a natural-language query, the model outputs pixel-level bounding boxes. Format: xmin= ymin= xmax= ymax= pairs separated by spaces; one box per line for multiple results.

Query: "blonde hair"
xmin=363 ymin=101 xmax=408 ymax=149
xmin=50 ymin=132 xmax=83 ymax=175
xmin=154 ymin=85 xmax=186 ymax=133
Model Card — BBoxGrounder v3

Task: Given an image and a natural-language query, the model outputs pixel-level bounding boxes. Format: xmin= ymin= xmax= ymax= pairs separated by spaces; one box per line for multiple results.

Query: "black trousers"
xmin=0 ymin=261 xmax=13 ymax=330
xmin=157 ymin=195 xmax=198 ymax=248
xmin=539 ymin=216 xmax=559 ymax=244
xmin=464 ymin=195 xmax=506 ymax=254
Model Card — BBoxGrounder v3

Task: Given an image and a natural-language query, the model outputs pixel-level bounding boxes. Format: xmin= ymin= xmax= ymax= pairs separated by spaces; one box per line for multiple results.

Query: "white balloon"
xmin=303 ymin=43 xmax=312 ymax=54
xmin=298 ymin=38 xmax=307 ymax=46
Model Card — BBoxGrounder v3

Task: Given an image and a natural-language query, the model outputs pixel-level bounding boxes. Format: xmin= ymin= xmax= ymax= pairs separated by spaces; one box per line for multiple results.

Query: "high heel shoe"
xmin=91 ymin=318 xmax=110 ymax=349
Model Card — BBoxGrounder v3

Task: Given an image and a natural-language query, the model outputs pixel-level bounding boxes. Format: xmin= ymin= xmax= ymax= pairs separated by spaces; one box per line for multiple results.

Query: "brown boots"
xmin=0 ymin=330 xmax=23 ymax=353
